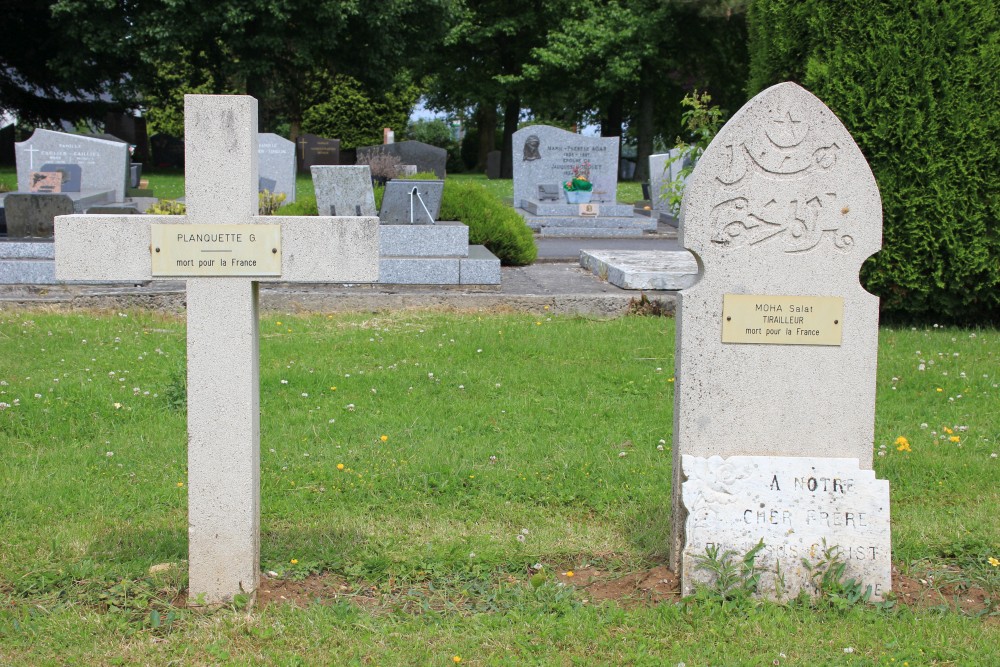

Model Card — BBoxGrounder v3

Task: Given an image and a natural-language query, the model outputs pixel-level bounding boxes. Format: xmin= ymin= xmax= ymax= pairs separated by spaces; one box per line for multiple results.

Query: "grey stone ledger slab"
xmin=0 ymin=239 xmax=55 ymax=284
xmin=669 ymin=83 xmax=885 ymax=587
xmin=16 ymin=129 xmax=130 ymax=202
xmin=311 ymin=166 xmax=376 ymax=216
xmin=486 ymin=150 xmax=501 ymax=179
xmin=380 ymin=221 xmax=468 ymax=257
xmin=522 ymin=215 xmax=656 ymax=230
xmin=295 ymin=134 xmax=340 ymax=172
xmin=258 ymin=133 xmax=296 ymax=203
xmin=357 ymin=141 xmax=447 ymax=178
xmin=378 ymin=257 xmax=459 ymax=284
xmin=379 ymin=180 xmax=444 ymax=224
xmin=536 ymin=226 xmax=645 ymax=238
xmin=680 ymin=455 xmax=891 ymax=600
xmin=523 ymin=200 xmax=635 ymax=217
xmin=579 ymin=250 xmax=699 ymax=290
xmin=512 ymin=125 xmax=619 ymax=207
xmin=460 ymin=245 xmax=501 ymax=285
xmin=4 ymin=194 xmax=75 ymax=238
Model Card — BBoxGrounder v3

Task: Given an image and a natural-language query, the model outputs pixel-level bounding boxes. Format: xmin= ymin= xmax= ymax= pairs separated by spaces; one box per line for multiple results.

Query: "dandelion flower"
xmin=177 ymin=482 xmax=184 ymax=488
xmin=453 ymin=657 xmax=462 ymax=664
xmin=380 ymin=435 xmax=388 ymax=442
xmin=565 ymin=571 xmax=574 ymax=577
xmin=290 ymin=559 xmax=298 ymax=565
xmin=950 ymin=436 xmax=960 ymax=443
xmin=988 ymin=557 xmax=999 ymax=567
xmin=337 ymin=463 xmax=345 ymax=471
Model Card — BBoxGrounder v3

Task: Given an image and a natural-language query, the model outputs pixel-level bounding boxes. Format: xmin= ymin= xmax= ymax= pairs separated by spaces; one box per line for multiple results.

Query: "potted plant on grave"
xmin=563 ymin=160 xmax=594 ymax=204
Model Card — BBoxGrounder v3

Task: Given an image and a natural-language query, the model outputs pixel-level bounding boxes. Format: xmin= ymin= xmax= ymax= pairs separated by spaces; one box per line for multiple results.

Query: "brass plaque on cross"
xmin=721 ymin=294 xmax=844 ymax=346
xmin=150 ymin=224 xmax=281 ymax=277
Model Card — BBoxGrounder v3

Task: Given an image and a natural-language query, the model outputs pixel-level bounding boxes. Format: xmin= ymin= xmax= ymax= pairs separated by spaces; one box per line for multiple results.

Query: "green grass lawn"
xmin=0 ymin=311 xmax=997 ymax=664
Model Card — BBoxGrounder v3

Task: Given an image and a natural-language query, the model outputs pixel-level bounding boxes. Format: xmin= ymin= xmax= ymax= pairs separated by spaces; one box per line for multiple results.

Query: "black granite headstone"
xmin=295 ymin=134 xmax=341 ymax=172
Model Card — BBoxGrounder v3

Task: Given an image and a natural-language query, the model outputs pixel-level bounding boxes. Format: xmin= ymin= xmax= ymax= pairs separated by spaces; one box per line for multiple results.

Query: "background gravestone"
xmin=511 ymin=125 xmax=619 ymax=207
xmin=15 ymin=129 xmax=129 ymax=203
xmin=356 ymin=140 xmax=447 ymax=179
xmin=670 ymin=82 xmax=888 ymax=599
xmin=486 ymin=150 xmax=501 ymax=180
xmin=105 ymin=112 xmax=150 ymax=162
xmin=311 ymin=165 xmax=376 ymax=216
xmin=296 ymin=134 xmax=340 ymax=172
xmin=379 ymin=180 xmax=444 ymax=225
xmin=257 ymin=133 xmax=296 ymax=203
xmin=3 ymin=194 xmax=75 ymax=237
xmin=150 ymin=134 xmax=184 ymax=169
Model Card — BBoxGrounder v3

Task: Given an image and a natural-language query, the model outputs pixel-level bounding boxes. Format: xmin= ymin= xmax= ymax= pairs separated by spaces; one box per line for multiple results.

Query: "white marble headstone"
xmin=669 ymin=82 xmax=887 ymax=591
xmin=681 ymin=455 xmax=891 ymax=600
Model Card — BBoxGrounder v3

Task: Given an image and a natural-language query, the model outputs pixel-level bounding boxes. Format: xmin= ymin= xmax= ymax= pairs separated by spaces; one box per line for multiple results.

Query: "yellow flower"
xmin=337 ymin=463 xmax=345 ymax=470
xmin=936 ymin=388 xmax=943 ymax=392
xmin=988 ymin=557 xmax=999 ymax=567
xmin=896 ymin=441 xmax=911 ymax=452
xmin=944 ymin=427 xmax=953 ymax=434
xmin=949 ymin=436 xmax=960 ymax=443
xmin=453 ymin=657 xmax=462 ymax=664
xmin=276 ymin=321 xmax=282 ymax=326
xmin=565 ymin=571 xmax=575 ymax=578
xmin=895 ymin=436 xmax=909 ymax=447
xmin=330 ymin=386 xmax=337 ymax=391
xmin=290 ymin=559 xmax=298 ymax=565
xmin=380 ymin=435 xmax=388 ymax=442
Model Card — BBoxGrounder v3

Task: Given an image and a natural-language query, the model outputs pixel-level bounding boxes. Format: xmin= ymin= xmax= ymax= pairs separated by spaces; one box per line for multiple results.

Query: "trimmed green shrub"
xmin=747 ymin=0 xmax=1000 ymax=324
xmin=748 ymin=0 xmax=1000 ymax=323
xmin=439 ymin=181 xmax=537 ymax=266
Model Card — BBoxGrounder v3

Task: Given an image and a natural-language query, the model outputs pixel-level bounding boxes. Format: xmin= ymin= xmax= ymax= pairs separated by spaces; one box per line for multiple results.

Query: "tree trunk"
xmin=476 ymin=104 xmax=497 ymax=171
xmin=634 ymin=63 xmax=655 ymax=183
xmin=500 ymin=97 xmax=520 ymax=179
xmin=601 ymin=93 xmax=624 ymax=137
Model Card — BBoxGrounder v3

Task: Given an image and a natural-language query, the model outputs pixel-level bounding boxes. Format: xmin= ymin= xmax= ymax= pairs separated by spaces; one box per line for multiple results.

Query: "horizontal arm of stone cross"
xmin=54 ymin=215 xmax=379 ymax=283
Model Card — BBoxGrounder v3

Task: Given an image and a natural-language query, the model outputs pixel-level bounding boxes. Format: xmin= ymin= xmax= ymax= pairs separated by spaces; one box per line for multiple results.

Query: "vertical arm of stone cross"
xmin=183 ymin=96 xmax=262 ymax=604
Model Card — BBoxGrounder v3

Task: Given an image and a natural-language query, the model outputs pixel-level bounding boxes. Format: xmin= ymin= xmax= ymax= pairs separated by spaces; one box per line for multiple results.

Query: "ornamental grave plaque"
xmin=669 ymin=82 xmax=888 ymax=598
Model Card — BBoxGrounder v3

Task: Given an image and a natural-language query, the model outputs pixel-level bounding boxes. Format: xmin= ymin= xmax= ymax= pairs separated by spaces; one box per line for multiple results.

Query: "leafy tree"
xmin=748 ymin=0 xmax=1000 ymax=323
xmin=301 ymin=75 xmax=418 ymax=149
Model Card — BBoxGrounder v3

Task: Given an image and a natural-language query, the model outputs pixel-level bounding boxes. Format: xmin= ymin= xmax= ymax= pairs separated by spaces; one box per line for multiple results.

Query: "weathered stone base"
xmin=579 ymin=250 xmax=699 ymax=290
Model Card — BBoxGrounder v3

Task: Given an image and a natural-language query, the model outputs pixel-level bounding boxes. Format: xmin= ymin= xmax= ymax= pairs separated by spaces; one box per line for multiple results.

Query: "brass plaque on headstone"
xmin=721 ymin=294 xmax=844 ymax=346
xmin=579 ymin=203 xmax=599 ymax=217
xmin=150 ymin=224 xmax=281 ymax=277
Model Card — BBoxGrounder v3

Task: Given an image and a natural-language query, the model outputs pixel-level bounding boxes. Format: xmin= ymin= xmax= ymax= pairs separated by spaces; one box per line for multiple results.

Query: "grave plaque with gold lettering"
xmin=721 ymin=294 xmax=844 ymax=346
xmin=150 ymin=224 xmax=281 ymax=277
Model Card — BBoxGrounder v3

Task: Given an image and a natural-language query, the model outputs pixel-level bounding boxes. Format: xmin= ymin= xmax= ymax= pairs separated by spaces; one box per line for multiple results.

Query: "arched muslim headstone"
xmin=669 ymin=82 xmax=890 ymax=600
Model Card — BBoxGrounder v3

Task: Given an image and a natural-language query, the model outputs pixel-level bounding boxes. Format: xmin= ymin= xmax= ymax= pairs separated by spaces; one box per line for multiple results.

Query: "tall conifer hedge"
xmin=747 ymin=1 xmax=999 ymax=323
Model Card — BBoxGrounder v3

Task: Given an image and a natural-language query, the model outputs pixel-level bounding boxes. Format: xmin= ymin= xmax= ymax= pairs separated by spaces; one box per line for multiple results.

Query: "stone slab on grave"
xmin=378 ymin=256 xmax=459 ymax=284
xmin=460 ymin=245 xmax=502 ymax=285
xmin=258 ymin=133 xmax=297 ymax=203
xmin=522 ymin=200 xmax=636 ymax=217
xmin=16 ymin=129 xmax=129 ymax=203
xmin=0 ymin=239 xmax=56 ymax=284
xmin=669 ymin=82 xmax=888 ymax=599
xmin=55 ymin=95 xmax=379 ymax=604
xmin=536 ymin=226 xmax=646 ymax=238
xmin=379 ymin=179 xmax=445 ymax=225
xmin=680 ymin=456 xmax=891 ymax=599
xmin=311 ymin=165 xmax=377 ymax=217
xmin=380 ymin=220 xmax=468 ymax=257
xmin=579 ymin=249 xmax=698 ymax=290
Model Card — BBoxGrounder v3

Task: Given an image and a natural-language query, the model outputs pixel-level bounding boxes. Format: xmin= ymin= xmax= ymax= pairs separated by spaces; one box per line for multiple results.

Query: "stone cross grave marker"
xmin=55 ymin=95 xmax=379 ymax=604
xmin=670 ymin=82 xmax=890 ymax=600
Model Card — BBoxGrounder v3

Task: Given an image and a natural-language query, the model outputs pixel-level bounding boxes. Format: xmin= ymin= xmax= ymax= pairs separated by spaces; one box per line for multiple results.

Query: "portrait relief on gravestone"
xmin=522 ymin=135 xmax=541 ymax=161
